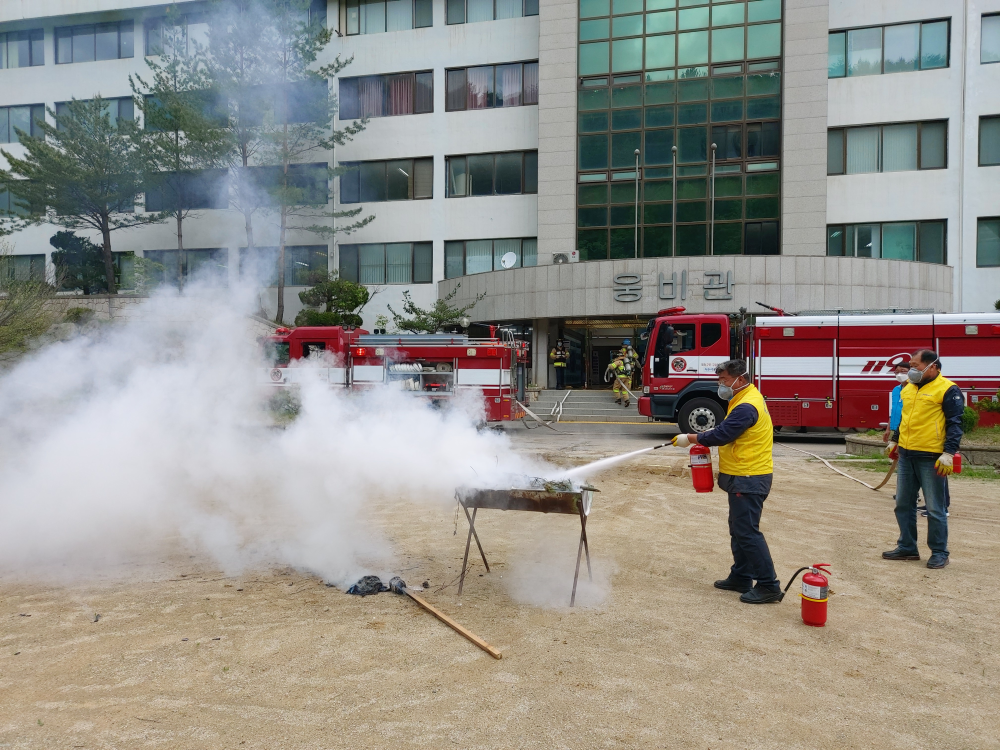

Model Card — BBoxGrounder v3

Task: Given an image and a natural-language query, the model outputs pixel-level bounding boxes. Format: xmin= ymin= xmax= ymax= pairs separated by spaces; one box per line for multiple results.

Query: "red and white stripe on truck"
xmin=640 ymin=310 xmax=1000 ymax=432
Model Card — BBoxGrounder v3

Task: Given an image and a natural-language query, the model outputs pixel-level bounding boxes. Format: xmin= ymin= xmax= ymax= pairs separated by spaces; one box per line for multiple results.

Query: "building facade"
xmin=1 ymin=0 xmax=998 ymax=387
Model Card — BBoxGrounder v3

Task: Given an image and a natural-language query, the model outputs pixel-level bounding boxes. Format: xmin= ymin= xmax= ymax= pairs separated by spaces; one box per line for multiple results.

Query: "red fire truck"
xmin=259 ymin=326 xmax=528 ymax=422
xmin=638 ymin=308 xmax=1000 ymax=433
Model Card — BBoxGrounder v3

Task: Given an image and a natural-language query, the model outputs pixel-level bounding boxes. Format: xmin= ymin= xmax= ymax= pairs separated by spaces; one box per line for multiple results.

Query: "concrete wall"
xmin=438 ymin=255 xmax=954 ymax=319
xmin=782 ymin=0 xmax=830 ymax=257
xmin=536 ymin=0 xmax=577 ymax=266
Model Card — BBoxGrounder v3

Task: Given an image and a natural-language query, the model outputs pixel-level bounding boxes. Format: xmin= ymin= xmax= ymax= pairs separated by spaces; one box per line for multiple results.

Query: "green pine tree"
xmin=0 ymin=98 xmax=162 ymax=294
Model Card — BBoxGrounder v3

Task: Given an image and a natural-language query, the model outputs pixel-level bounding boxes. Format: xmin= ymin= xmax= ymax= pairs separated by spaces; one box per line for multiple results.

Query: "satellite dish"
xmin=500 ymin=251 xmax=517 ymax=269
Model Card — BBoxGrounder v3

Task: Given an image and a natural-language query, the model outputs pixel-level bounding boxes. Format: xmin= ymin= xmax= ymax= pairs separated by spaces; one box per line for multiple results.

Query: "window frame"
xmin=55 ymin=20 xmax=134 ymax=64
xmin=977 ymin=217 xmax=1000 ymax=267
xmin=338 ymin=157 xmax=434 ymax=203
xmin=446 ymin=0 xmax=540 ymax=26
xmin=0 ymin=29 xmax=46 ymax=68
xmin=826 ymin=220 xmax=947 ymax=264
xmin=981 ymin=13 xmax=1000 ymax=64
xmin=338 ymin=70 xmax=434 ymax=120
xmin=445 ymin=151 xmax=539 ymax=197
xmin=338 ymin=241 xmax=435 ymax=285
xmin=442 ymin=238 xmax=538 ymax=278
xmin=0 ymin=104 xmax=46 ymax=144
xmin=444 ymin=61 xmax=540 ymax=111
xmin=343 ymin=0 xmax=434 ymax=35
xmin=827 ymin=119 xmax=949 ymax=175
xmin=979 ymin=115 xmax=1000 ymax=167
xmin=828 ymin=18 xmax=951 ymax=79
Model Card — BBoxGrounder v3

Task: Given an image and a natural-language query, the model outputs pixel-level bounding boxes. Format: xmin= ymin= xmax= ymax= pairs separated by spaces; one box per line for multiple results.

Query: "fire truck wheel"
xmin=677 ymin=398 xmax=725 ymax=434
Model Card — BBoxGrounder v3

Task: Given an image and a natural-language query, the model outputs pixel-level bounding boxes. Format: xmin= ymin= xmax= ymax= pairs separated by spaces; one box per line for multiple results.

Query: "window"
xmin=446 ymin=152 xmax=538 ymax=196
xmin=246 ymin=163 xmax=329 ymax=206
xmin=0 ymin=254 xmax=45 ymax=282
xmin=0 ymin=30 xmax=45 ymax=68
xmin=345 ymin=0 xmax=433 ymax=34
xmin=145 ymin=168 xmax=229 ymax=212
xmin=56 ymin=98 xmax=135 ymax=131
xmin=826 ymin=221 xmax=946 ymax=263
xmin=339 ymin=242 xmax=434 ymax=284
xmin=443 ymin=238 xmax=537 ymax=277
xmin=828 ymin=20 xmax=949 ymax=78
xmin=145 ymin=14 xmax=209 ymax=57
xmin=445 ymin=62 xmax=539 ymax=110
xmin=982 ymin=14 xmax=1000 ymax=64
xmin=339 ymin=158 xmax=433 ymax=203
xmin=447 ymin=0 xmax=539 ymax=25
xmin=978 ymin=219 xmax=1000 ymax=267
xmin=701 ymin=322 xmax=722 ymax=348
xmin=339 ymin=71 xmax=433 ymax=119
xmin=0 ymin=104 xmax=46 ymax=143
xmin=980 ymin=116 xmax=1000 ymax=166
xmin=827 ymin=121 xmax=947 ymax=175
xmin=56 ymin=21 xmax=134 ymax=63
xmin=744 ymin=220 xmax=779 ymax=255
xmin=143 ymin=248 xmax=229 ymax=286
xmin=241 ymin=245 xmax=329 ymax=286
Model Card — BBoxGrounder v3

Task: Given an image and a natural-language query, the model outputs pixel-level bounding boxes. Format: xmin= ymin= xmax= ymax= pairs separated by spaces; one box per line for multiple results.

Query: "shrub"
xmin=64 ymin=307 xmax=95 ymax=324
xmin=961 ymin=406 xmax=980 ymax=434
xmin=974 ymin=398 xmax=1000 ymax=413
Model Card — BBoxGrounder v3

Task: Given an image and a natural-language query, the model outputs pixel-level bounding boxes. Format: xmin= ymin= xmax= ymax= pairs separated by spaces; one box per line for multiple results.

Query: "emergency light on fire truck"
xmin=639 ymin=308 xmax=1000 ymax=434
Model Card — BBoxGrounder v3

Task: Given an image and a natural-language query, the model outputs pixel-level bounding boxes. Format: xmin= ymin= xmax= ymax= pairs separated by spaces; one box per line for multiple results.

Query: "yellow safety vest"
xmin=717 ymin=384 xmax=774 ymax=477
xmin=898 ymin=374 xmax=957 ymax=454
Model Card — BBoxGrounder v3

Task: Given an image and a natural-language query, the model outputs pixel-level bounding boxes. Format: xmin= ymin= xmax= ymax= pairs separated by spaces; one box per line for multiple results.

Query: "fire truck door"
xmin=666 ymin=323 xmax=697 ymax=375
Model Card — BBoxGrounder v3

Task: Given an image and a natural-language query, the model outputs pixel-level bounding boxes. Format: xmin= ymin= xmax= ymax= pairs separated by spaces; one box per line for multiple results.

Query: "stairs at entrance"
xmin=530 ymin=389 xmax=650 ymax=423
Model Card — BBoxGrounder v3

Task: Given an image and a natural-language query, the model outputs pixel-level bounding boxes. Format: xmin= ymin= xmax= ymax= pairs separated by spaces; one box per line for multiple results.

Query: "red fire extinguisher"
xmin=689 ymin=444 xmax=714 ymax=493
xmin=782 ymin=564 xmax=831 ymax=627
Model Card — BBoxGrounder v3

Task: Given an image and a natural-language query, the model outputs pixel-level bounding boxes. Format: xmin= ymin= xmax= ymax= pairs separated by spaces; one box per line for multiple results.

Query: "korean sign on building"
xmin=613 ymin=271 xmax=734 ymax=302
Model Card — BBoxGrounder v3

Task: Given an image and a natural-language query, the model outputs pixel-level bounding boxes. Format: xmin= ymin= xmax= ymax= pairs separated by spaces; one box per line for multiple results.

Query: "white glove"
xmin=886 ymin=441 xmax=898 ymax=458
xmin=672 ymin=434 xmax=691 ymax=448
xmin=935 ymin=453 xmax=954 ymax=476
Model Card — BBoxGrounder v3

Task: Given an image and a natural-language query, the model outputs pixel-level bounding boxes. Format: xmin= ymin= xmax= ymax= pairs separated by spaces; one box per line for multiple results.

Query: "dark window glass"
xmin=827 ymin=226 xmax=845 ymax=256
xmin=340 ymin=163 xmax=360 ymax=203
xmin=611 ymin=131 xmax=641 ymax=168
xmin=701 ymin=323 xmax=722 ymax=348
xmin=339 ymin=78 xmax=360 ymax=119
xmin=56 ymin=27 xmax=73 ymax=64
xmin=446 ymin=69 xmax=467 ymax=111
xmin=745 ymin=220 xmax=779 ymax=255
xmin=415 ymin=0 xmax=434 ymax=27
xmin=712 ymin=125 xmax=742 ymax=160
xmin=73 ymin=25 xmax=96 ymax=63
xmin=580 ymin=111 xmax=610 ymax=132
xmin=918 ymin=221 xmax=945 ymax=264
xmin=415 ymin=72 xmax=434 ymax=113
xmin=747 ymin=121 xmax=780 ymax=158
xmin=96 ymin=23 xmax=119 ymax=61
xmin=339 ymin=245 xmax=360 ymax=282
xmin=29 ymin=29 xmax=44 ymax=66
xmin=468 ymin=155 xmax=495 ymax=195
xmin=677 ymin=127 xmax=707 ymax=163
xmin=827 ymin=129 xmax=844 ymax=174
xmin=977 ymin=219 xmax=1000 ymax=267
xmin=360 ymin=162 xmax=387 ymax=202
xmin=525 ymin=0 xmax=539 ymax=15
xmin=387 ymin=159 xmax=413 ymax=200
xmin=645 ymin=105 xmax=674 ymax=128
xmin=524 ymin=151 xmax=538 ymax=193
xmin=445 ymin=241 xmax=465 ymax=277
xmin=980 ymin=116 xmax=1000 ymax=167
xmin=644 ymin=129 xmax=675 ymax=165
xmin=447 ymin=0 xmax=466 ymax=24
xmin=578 ymin=229 xmax=609 ymax=260
xmin=580 ymin=134 xmax=610 ymax=170
xmin=676 ymin=224 xmax=707 ymax=256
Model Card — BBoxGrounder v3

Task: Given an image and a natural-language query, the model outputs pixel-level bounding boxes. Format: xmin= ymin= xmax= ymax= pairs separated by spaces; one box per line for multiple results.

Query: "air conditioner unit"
xmin=552 ymin=251 xmax=579 ymax=264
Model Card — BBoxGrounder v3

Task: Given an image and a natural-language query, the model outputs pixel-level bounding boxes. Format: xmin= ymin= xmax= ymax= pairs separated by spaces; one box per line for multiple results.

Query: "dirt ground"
xmin=2 ymin=430 xmax=999 ymax=749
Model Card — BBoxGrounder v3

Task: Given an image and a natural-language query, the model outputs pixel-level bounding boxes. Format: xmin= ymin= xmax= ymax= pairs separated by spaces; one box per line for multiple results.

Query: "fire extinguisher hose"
xmin=777 ymin=567 xmax=812 ymax=602
xmin=781 ymin=444 xmax=896 ymax=491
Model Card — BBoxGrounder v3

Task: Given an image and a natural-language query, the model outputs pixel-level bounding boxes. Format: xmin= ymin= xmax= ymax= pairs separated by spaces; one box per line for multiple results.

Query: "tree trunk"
xmin=176 ymin=211 xmax=185 ymax=292
xmin=276 ymin=205 xmax=286 ymax=325
xmin=101 ymin=216 xmax=117 ymax=295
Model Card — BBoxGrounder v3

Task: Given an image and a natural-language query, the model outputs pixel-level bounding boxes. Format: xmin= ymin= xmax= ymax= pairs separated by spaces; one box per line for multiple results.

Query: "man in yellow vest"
xmin=884 ymin=349 xmax=963 ymax=569
xmin=671 ymin=360 xmax=780 ymax=604
xmin=549 ymin=339 xmax=569 ymax=390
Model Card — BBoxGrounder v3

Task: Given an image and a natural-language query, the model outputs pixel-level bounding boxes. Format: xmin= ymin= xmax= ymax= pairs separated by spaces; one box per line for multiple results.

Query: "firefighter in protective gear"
xmin=883 ymin=349 xmax=963 ymax=570
xmin=549 ymin=339 xmax=569 ymax=390
xmin=673 ymin=359 xmax=780 ymax=605
xmin=617 ymin=339 xmax=640 ymax=389
xmin=607 ymin=357 xmax=631 ymax=407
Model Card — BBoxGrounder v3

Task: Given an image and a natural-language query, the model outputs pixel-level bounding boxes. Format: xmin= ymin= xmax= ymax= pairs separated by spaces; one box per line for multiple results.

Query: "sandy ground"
xmin=2 ymin=427 xmax=999 ymax=749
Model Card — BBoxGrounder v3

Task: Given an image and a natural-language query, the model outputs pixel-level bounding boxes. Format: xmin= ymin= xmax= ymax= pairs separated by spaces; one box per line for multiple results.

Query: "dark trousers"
xmin=555 ymin=366 xmax=565 ymax=389
xmin=723 ymin=482 xmax=779 ymax=589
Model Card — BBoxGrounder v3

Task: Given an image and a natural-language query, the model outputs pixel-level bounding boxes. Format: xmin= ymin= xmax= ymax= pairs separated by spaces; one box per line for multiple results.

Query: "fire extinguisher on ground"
xmin=689 ymin=444 xmax=714 ymax=493
xmin=781 ymin=564 xmax=831 ymax=627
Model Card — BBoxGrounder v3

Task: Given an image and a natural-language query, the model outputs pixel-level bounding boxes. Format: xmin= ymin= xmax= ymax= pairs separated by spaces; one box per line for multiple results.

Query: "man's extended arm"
xmin=696 ymin=403 xmax=759 ymax=447
xmin=942 ymin=384 xmax=964 ymax=455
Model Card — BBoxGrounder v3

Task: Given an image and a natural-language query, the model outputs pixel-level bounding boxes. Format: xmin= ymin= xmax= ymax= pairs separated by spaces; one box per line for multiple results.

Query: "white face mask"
xmin=895 ymin=373 xmax=909 ymax=383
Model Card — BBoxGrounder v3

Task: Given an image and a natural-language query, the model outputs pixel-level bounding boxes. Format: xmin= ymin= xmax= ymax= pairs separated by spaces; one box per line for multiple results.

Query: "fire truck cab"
xmin=259 ymin=325 xmax=364 ymax=387
xmin=640 ymin=309 xmax=1000 ymax=433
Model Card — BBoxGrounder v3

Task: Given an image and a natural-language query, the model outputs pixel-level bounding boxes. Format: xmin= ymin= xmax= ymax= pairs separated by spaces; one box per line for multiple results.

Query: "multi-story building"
xmin=2 ymin=1 xmax=999 ymax=388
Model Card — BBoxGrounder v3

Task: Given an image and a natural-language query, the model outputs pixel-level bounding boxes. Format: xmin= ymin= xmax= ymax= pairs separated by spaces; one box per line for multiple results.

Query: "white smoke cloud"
xmin=0 ymin=283 xmax=547 ymax=586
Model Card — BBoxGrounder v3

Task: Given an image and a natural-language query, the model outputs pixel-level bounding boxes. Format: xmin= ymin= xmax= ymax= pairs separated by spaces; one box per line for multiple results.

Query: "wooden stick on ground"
xmin=389 ymin=578 xmax=502 ymax=660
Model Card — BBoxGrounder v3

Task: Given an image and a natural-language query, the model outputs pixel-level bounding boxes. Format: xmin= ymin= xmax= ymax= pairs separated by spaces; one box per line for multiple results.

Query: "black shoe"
xmin=623 ymin=401 xmax=630 ymax=407
xmin=740 ymin=586 xmax=783 ymax=604
xmin=927 ymin=554 xmax=950 ymax=569
xmin=882 ymin=547 xmax=920 ymax=561
xmin=714 ymin=577 xmax=753 ymax=593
